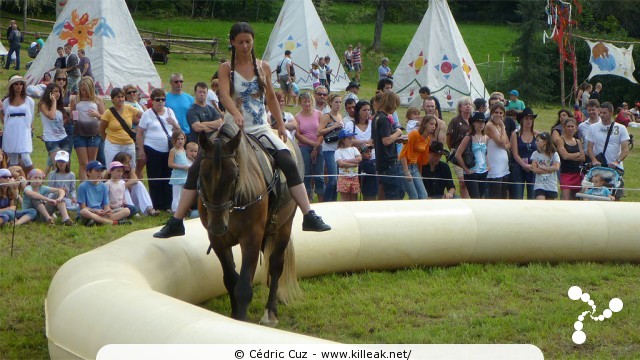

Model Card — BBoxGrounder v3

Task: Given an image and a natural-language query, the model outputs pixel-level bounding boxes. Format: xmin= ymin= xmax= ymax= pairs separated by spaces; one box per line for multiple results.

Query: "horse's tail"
xmin=264 ymin=235 xmax=301 ymax=305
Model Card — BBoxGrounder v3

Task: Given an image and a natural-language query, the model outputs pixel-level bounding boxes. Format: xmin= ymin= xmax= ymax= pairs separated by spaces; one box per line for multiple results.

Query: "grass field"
xmin=1 ymin=14 xmax=640 ymax=360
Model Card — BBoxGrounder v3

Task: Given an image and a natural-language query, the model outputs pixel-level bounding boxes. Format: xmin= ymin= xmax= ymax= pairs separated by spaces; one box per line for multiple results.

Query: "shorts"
xmin=337 ymin=176 xmax=360 ymax=194
xmin=73 ymin=135 xmax=101 ymax=148
xmin=45 ymin=137 xmax=72 ymax=155
xmin=559 ymin=172 xmax=582 ymax=191
xmin=452 ymin=164 xmax=464 ymax=180
xmin=534 ymin=189 xmax=558 ymax=199
xmin=278 ymin=74 xmax=291 ymax=93
xmin=353 ymin=62 xmax=362 ymax=72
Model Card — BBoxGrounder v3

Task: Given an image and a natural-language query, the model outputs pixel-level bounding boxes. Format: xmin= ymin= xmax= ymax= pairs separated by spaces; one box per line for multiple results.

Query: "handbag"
xmin=594 ymin=122 xmax=614 ymax=167
xmin=152 ymin=108 xmax=174 ymax=150
xmin=109 ymin=107 xmax=136 ymax=141
xmin=323 ymin=115 xmax=340 ymax=143
xmin=447 ymin=135 xmax=475 ymax=168
xmin=276 ymin=58 xmax=286 ymax=74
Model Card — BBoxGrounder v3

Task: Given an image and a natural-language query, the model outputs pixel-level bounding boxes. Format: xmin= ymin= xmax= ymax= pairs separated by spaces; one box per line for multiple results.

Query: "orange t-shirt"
xmin=399 ymin=130 xmax=430 ymax=166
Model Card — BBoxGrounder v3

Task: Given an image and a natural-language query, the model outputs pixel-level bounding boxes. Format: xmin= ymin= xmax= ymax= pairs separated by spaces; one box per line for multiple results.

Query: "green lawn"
xmin=1 ymin=14 xmax=640 ymax=360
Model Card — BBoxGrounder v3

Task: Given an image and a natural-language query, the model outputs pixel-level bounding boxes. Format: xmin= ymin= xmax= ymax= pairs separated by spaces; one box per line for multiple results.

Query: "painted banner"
xmin=586 ymin=40 xmax=638 ymax=84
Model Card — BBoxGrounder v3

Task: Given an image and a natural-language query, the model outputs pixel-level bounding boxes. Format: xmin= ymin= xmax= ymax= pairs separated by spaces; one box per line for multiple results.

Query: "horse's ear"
xmin=227 ymin=128 xmax=242 ymax=151
xmin=199 ymin=130 xmax=212 ymax=152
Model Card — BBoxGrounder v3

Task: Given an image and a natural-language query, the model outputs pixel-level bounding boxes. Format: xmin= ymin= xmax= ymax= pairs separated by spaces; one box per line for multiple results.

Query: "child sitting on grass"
xmin=77 ymin=160 xmax=131 ymax=226
xmin=23 ymin=168 xmax=73 ymax=225
xmin=47 ymin=150 xmax=78 ymax=212
xmin=106 ymin=161 xmax=138 ymax=217
xmin=0 ymin=168 xmax=36 ymax=226
xmin=585 ymin=174 xmax=615 ymax=200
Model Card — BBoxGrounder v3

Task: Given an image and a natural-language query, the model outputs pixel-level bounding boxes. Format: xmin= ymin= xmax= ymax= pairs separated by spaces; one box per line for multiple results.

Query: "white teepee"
xmin=393 ymin=0 xmax=487 ymax=111
xmin=263 ymin=0 xmax=349 ymax=91
xmin=25 ymin=0 xmax=161 ymax=97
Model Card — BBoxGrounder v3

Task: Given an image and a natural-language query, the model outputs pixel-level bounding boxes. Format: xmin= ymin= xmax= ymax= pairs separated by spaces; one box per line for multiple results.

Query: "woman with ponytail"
xmin=153 ymin=22 xmax=330 ymax=238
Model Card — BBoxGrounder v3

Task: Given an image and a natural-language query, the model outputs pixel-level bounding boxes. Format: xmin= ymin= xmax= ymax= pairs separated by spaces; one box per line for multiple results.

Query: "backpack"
xmin=276 ymin=58 xmax=286 ymax=74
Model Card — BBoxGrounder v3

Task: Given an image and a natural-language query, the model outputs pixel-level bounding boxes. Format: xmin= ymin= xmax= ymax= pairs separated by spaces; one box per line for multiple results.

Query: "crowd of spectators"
xmin=1 ymin=42 xmax=638 ymax=229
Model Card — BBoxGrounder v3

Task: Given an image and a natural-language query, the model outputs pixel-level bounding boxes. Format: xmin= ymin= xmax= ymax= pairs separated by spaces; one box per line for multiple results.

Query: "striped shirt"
xmin=352 ymin=48 xmax=362 ymax=64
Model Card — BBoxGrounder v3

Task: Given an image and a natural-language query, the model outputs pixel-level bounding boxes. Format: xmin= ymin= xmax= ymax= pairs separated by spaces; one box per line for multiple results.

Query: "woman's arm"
xmin=261 ymin=61 xmax=287 ymax=141
xmin=576 ymin=139 xmax=586 ymax=162
xmin=218 ymin=62 xmax=244 ymax=127
xmin=317 ymin=114 xmax=337 ymax=136
xmin=455 ymin=135 xmax=471 ymax=174
xmin=98 ymin=118 xmax=108 ymax=139
xmin=136 ymin=127 xmax=146 ymax=161
xmin=39 ymin=102 xmax=57 ymax=121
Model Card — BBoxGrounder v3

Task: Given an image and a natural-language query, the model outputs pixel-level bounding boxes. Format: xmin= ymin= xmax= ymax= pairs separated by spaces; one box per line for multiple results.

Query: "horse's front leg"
xmin=211 ymin=240 xmax=240 ymax=319
xmin=260 ymin=232 xmax=290 ymax=327
xmin=235 ymin=236 xmax=261 ymax=322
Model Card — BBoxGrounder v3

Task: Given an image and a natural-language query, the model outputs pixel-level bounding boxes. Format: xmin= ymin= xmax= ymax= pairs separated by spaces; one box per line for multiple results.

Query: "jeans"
xmin=380 ymin=162 xmax=405 ymax=200
xmin=464 ymin=171 xmax=488 ymax=199
xmin=0 ymin=208 xmax=37 ymax=221
xmin=323 ymin=150 xmax=337 ymax=202
xmin=509 ymin=163 xmax=535 ymax=200
xmin=5 ymin=44 xmax=20 ymax=69
xmin=403 ymin=163 xmax=428 ymax=199
xmin=300 ymin=146 xmax=325 ymax=198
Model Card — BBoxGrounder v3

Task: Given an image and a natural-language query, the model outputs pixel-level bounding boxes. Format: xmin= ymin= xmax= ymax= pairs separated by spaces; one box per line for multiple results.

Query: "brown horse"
xmin=198 ymin=122 xmax=300 ymax=325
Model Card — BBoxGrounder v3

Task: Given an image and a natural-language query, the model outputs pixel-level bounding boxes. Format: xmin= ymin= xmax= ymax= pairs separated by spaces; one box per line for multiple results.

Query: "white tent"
xmin=0 ymin=41 xmax=7 ymax=56
xmin=393 ymin=0 xmax=487 ymax=111
xmin=263 ymin=0 xmax=349 ymax=92
xmin=25 ymin=0 xmax=161 ymax=97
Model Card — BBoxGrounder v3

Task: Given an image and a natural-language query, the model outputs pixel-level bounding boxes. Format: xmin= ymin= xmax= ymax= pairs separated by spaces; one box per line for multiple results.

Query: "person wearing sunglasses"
xmin=123 ymin=84 xmax=148 ymax=179
xmin=1 ymin=75 xmax=35 ymax=174
xmin=136 ymin=88 xmax=180 ymax=212
xmin=313 ymin=85 xmax=330 ymax=114
xmin=165 ymin=73 xmax=194 ymax=139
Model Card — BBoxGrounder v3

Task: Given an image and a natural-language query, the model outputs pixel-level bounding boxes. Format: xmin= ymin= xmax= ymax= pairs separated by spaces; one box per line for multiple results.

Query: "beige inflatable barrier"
xmin=46 ymin=200 xmax=640 ymax=359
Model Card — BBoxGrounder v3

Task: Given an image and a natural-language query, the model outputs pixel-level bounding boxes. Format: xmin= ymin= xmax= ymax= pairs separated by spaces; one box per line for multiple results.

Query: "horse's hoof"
xmin=259 ymin=310 xmax=278 ymax=327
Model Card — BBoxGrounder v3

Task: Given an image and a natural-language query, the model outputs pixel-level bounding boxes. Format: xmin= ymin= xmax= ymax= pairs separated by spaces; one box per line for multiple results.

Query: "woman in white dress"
xmin=1 ymin=75 xmax=35 ymax=173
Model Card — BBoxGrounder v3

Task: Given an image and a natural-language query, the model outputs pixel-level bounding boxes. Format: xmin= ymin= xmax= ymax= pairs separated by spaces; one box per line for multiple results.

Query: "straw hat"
xmin=7 ymin=75 xmax=26 ymax=88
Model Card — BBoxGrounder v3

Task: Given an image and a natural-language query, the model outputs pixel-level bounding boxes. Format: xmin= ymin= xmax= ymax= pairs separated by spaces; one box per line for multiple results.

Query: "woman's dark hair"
xmin=110 ymin=87 xmax=125 ymax=99
xmin=8 ymin=76 xmax=26 ymax=102
xmin=353 ymin=100 xmax=371 ymax=125
xmin=552 ymin=109 xmax=572 ymax=129
xmin=113 ymin=152 xmax=133 ymax=166
xmin=228 ymin=22 xmax=265 ymax=97
xmin=150 ymin=88 xmax=166 ymax=100
xmin=39 ymin=83 xmax=64 ymax=111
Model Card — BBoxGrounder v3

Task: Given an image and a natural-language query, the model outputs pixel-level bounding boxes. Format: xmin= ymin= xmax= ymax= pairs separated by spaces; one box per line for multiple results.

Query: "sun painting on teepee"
xmin=409 ymin=51 xmax=427 ymax=75
xmin=59 ymin=9 xmax=100 ymax=49
xmin=279 ymin=35 xmax=301 ymax=52
xmin=434 ymin=55 xmax=458 ymax=80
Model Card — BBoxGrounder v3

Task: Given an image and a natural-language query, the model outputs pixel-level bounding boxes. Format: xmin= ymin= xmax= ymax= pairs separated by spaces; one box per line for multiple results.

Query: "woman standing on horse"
xmin=154 ymin=22 xmax=330 ymax=238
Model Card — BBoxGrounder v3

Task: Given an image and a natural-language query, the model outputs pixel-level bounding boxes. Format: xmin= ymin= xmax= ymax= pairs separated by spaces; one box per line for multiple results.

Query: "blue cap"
xmin=509 ymin=89 xmax=519 ymax=97
xmin=338 ymin=129 xmax=357 ymax=139
xmin=86 ymin=160 xmax=106 ymax=172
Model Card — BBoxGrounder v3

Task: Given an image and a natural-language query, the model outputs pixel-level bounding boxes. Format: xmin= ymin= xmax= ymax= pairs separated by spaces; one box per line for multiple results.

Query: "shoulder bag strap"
xmin=109 ymin=107 xmax=136 ymax=141
xmin=602 ymin=122 xmax=614 ymax=155
xmin=152 ymin=108 xmax=172 ymax=138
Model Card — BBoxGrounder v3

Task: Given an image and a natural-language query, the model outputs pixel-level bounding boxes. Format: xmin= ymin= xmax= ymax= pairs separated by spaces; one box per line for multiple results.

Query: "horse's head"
xmin=198 ymin=124 xmax=242 ymax=236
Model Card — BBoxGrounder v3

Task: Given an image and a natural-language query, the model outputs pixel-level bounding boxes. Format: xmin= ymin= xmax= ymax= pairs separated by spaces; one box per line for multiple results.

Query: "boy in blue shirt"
xmin=77 ymin=161 xmax=131 ymax=226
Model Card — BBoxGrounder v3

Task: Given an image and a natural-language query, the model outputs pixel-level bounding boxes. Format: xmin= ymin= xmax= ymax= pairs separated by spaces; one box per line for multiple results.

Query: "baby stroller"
xmin=575 ymin=166 xmax=623 ymax=201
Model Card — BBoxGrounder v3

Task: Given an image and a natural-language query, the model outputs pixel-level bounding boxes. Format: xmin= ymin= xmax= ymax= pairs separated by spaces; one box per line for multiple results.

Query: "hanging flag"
xmin=586 ymin=40 xmax=638 ymax=84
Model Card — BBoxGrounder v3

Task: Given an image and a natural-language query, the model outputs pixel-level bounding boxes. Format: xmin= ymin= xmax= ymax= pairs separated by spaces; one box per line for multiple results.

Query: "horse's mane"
xmin=217 ymin=122 xmax=265 ymax=201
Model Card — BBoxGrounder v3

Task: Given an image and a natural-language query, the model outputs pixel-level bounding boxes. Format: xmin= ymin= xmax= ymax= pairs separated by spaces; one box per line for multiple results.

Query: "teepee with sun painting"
xmin=24 ymin=0 xmax=161 ymax=97
xmin=393 ymin=0 xmax=487 ymax=111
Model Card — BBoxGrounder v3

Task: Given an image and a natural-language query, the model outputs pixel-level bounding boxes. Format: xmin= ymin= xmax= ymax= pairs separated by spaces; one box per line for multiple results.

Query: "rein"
xmin=198 ymin=136 xmax=279 ymax=212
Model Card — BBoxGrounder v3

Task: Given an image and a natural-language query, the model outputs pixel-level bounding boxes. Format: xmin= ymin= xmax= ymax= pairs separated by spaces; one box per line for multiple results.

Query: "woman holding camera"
xmin=317 ymin=93 xmax=344 ymax=202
